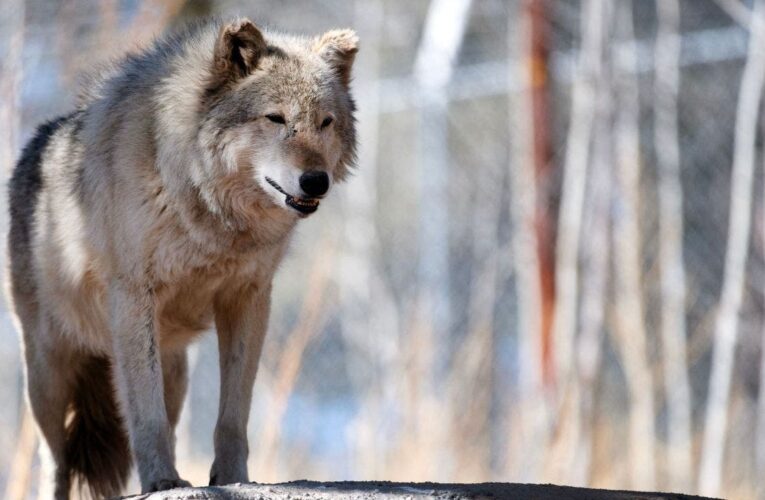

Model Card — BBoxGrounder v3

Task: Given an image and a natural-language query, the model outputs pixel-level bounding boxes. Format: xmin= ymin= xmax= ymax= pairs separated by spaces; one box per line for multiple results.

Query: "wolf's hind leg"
xmin=162 ymin=348 xmax=189 ymax=461
xmin=24 ymin=318 xmax=76 ymax=500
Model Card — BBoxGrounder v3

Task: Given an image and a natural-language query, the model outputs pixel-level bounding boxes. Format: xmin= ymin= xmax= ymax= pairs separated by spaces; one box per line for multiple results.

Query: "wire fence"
xmin=1 ymin=0 xmax=764 ymax=498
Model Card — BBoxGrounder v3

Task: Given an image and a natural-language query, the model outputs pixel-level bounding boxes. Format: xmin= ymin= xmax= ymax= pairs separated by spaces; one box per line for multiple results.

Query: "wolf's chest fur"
xmin=148 ymin=225 xmax=289 ymax=349
xmin=50 ymin=199 xmax=290 ymax=354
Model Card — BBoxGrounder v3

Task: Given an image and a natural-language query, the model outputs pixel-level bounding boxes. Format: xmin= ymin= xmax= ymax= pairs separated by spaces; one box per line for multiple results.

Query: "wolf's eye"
xmin=320 ymin=116 xmax=334 ymax=129
xmin=266 ymin=114 xmax=286 ymax=124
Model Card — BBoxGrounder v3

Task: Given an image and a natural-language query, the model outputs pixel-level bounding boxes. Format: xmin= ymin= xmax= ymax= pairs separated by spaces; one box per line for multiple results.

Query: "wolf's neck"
xmin=167 ymin=176 xmax=296 ymax=253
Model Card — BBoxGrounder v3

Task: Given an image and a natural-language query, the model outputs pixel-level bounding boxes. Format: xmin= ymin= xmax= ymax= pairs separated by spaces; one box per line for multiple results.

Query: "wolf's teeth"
xmin=294 ymin=198 xmax=318 ymax=206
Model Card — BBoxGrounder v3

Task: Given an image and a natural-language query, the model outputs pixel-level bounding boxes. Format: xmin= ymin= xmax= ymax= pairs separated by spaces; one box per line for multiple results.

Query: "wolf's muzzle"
xmin=265 ymin=176 xmax=320 ymax=215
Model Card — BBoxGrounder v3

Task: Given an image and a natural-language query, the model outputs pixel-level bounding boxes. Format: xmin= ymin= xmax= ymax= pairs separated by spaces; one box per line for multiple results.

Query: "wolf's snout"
xmin=299 ymin=170 xmax=329 ymax=197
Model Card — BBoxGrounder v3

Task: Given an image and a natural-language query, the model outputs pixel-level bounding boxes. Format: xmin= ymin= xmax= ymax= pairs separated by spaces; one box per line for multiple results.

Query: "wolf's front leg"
xmin=109 ymin=282 xmax=191 ymax=492
xmin=210 ymin=283 xmax=271 ymax=486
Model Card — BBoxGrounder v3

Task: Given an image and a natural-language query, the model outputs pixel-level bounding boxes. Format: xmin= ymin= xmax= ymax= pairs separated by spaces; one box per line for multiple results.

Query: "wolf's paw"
xmin=209 ymin=460 xmax=248 ymax=486
xmin=209 ymin=471 xmax=249 ymax=487
xmin=148 ymin=478 xmax=192 ymax=492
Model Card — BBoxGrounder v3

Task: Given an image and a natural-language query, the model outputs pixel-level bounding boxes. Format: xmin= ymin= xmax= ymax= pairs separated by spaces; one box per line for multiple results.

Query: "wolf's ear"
xmin=314 ymin=29 xmax=359 ymax=87
xmin=213 ymin=19 xmax=267 ymax=81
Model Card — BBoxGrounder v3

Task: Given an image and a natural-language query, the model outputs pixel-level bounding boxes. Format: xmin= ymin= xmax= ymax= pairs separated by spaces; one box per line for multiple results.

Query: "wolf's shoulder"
xmin=8 ymin=112 xmax=79 ymax=254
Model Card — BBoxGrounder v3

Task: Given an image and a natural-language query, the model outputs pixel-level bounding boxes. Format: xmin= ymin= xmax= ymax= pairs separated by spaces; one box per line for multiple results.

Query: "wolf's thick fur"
xmin=7 ymin=18 xmax=357 ymax=498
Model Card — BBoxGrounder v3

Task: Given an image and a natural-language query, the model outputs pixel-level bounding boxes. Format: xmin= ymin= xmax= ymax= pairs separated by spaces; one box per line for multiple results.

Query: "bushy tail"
xmin=64 ymin=356 xmax=132 ymax=498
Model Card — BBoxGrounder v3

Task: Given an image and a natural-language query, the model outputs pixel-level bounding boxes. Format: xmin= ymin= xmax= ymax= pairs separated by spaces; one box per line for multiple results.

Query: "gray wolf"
xmin=7 ymin=17 xmax=357 ymax=498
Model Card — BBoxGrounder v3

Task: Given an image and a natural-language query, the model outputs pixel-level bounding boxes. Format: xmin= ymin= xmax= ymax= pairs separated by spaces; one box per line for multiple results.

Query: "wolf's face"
xmin=198 ymin=21 xmax=357 ymax=220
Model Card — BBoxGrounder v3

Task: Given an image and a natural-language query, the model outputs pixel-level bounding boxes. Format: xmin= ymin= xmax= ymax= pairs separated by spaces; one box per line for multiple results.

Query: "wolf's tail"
xmin=64 ymin=355 xmax=132 ymax=498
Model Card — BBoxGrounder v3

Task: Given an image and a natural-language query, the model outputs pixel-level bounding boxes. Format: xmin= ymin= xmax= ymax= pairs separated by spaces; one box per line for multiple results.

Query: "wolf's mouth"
xmin=265 ymin=177 xmax=320 ymax=215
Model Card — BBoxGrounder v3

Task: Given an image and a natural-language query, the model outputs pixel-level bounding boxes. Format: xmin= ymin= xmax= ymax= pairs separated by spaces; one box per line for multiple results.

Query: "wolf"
xmin=7 ymin=17 xmax=357 ymax=498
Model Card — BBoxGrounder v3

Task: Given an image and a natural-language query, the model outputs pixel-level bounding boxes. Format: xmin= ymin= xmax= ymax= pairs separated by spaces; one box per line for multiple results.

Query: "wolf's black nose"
xmin=299 ymin=170 xmax=329 ymax=197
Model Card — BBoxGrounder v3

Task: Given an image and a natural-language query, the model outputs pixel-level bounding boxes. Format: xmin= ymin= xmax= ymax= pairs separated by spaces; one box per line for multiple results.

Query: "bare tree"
xmin=0 ymin=0 xmax=23 ymax=180
xmin=699 ymin=1 xmax=765 ymax=495
xmin=409 ymin=2 xmax=473 ymax=474
xmin=0 ymin=2 xmax=28 ymax=496
xmin=413 ymin=0 xmax=473 ymax=349
xmin=546 ymin=1 xmax=611 ymax=485
xmin=507 ymin=0 xmax=547 ymax=482
xmin=525 ymin=0 xmax=556 ymax=388
xmin=654 ymin=0 xmax=693 ymax=491
xmin=713 ymin=0 xmax=752 ymax=28
xmin=341 ymin=0 xmax=404 ymax=478
xmin=611 ymin=2 xmax=656 ymax=489
xmin=556 ymin=24 xmax=614 ymax=482
xmin=451 ymin=76 xmax=507 ymax=482
xmin=551 ymin=0 xmax=606 ymax=397
xmin=545 ymin=107 xmax=613 ymax=487
xmin=126 ymin=0 xmax=188 ymax=46
xmin=758 ymin=294 xmax=765 ymax=500
xmin=570 ymin=92 xmax=611 ymax=486
xmin=544 ymin=0 xmax=612 ymax=482
xmin=4 ymin=410 xmax=36 ymax=500
xmin=252 ymin=245 xmax=335 ymax=480
xmin=759 ymin=162 xmax=765 ymax=500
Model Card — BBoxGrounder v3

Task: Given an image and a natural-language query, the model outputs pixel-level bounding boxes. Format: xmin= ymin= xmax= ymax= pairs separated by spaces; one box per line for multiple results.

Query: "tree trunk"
xmin=551 ymin=0 xmax=606 ymax=400
xmin=654 ymin=0 xmax=693 ymax=491
xmin=699 ymin=1 xmax=765 ymax=496
xmin=611 ymin=1 xmax=656 ymax=490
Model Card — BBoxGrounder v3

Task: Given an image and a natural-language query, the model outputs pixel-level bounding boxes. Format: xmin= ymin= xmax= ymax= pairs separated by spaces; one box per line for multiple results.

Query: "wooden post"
xmin=526 ymin=0 xmax=556 ymax=389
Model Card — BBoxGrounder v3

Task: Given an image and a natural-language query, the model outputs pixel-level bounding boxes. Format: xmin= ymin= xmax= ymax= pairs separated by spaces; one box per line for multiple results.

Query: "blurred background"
xmin=1 ymin=0 xmax=765 ymax=498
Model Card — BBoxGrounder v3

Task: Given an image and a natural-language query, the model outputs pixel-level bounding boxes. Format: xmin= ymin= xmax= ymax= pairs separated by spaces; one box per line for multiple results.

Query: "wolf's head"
xmin=190 ymin=19 xmax=357 ymax=222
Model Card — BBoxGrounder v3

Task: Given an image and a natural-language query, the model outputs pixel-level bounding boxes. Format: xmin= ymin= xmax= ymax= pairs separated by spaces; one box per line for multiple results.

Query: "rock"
xmin=122 ymin=480 xmax=719 ymax=499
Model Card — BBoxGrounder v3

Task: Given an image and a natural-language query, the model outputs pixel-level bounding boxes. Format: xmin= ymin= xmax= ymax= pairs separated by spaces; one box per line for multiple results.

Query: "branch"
xmin=713 ymin=0 xmax=752 ymax=29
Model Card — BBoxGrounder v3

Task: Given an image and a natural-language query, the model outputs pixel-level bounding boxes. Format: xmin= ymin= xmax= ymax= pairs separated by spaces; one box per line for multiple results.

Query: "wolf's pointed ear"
xmin=213 ymin=19 xmax=267 ymax=81
xmin=314 ymin=29 xmax=359 ymax=87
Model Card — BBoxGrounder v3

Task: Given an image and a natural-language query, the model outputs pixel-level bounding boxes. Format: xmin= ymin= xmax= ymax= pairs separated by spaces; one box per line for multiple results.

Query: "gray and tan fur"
xmin=7 ymin=18 xmax=357 ymax=498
